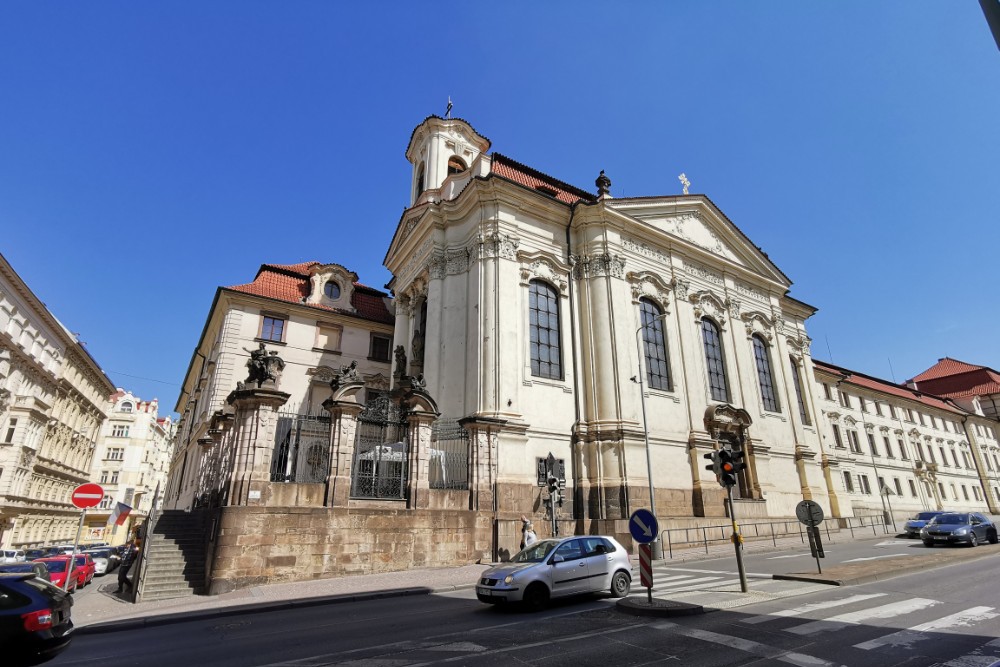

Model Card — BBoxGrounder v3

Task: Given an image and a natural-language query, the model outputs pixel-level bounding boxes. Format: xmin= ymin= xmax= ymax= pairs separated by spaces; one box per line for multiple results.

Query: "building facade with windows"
xmin=166 ymin=261 xmax=394 ymax=512
xmin=85 ymin=390 xmax=175 ymax=546
xmin=0 ymin=252 xmax=116 ymax=549
xmin=813 ymin=360 xmax=998 ymax=520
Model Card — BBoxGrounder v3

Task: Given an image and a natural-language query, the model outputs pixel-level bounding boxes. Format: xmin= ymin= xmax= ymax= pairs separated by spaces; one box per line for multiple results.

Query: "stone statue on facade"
xmin=393 ymin=345 xmax=407 ymax=379
xmin=411 ymin=330 xmax=425 ymax=364
xmin=239 ymin=342 xmax=286 ymax=389
xmin=329 ymin=359 xmax=360 ymax=392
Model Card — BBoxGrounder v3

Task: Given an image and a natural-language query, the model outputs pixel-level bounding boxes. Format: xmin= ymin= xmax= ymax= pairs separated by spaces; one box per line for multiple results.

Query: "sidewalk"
xmin=73 ymin=531 xmax=995 ymax=633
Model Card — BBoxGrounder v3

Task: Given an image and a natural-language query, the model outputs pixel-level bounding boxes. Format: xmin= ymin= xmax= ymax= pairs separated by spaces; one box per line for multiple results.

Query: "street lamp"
xmin=634 ymin=312 xmax=667 ymax=559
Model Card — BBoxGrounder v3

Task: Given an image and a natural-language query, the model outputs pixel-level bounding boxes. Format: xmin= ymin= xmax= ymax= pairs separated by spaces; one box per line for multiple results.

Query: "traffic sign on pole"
xmin=629 ymin=508 xmax=659 ymax=544
xmin=795 ymin=500 xmax=824 ymax=527
xmin=71 ymin=483 xmax=104 ymax=509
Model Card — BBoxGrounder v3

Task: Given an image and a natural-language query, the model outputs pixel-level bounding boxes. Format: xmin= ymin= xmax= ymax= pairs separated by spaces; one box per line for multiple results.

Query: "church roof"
xmin=812 ymin=359 xmax=961 ymax=414
xmin=490 ymin=154 xmax=597 ymax=205
xmin=226 ymin=261 xmax=393 ymax=325
xmin=908 ymin=358 xmax=1000 ymax=399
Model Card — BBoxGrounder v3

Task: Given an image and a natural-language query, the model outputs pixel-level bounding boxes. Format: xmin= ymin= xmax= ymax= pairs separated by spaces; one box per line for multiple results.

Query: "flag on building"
xmin=109 ymin=502 xmax=132 ymax=526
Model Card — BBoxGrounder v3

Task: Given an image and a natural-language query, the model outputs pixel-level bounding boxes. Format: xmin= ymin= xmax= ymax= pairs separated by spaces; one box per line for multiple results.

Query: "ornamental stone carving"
xmin=621 ymin=236 xmax=669 ymax=265
xmin=672 ymin=278 xmax=690 ymax=300
xmin=728 ymin=299 xmax=741 ymax=320
xmin=428 ymin=251 xmax=447 ymax=279
xmin=626 ymin=271 xmax=672 ymax=309
xmin=735 ymin=281 xmax=768 ymax=303
xmin=445 ymin=248 xmax=469 ymax=275
xmin=741 ymin=311 xmax=774 ymax=341
xmin=571 ymin=253 xmax=626 ymax=279
xmin=470 ymin=232 xmax=519 ymax=260
xmin=518 ymin=253 xmax=569 ymax=295
xmin=683 ymin=261 xmax=724 ymax=286
xmin=689 ymin=290 xmax=727 ymax=325
xmin=239 ymin=343 xmax=285 ymax=390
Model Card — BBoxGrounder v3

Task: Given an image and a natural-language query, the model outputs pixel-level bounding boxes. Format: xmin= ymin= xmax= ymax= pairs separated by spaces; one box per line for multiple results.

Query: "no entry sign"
xmin=71 ymin=483 xmax=104 ymax=509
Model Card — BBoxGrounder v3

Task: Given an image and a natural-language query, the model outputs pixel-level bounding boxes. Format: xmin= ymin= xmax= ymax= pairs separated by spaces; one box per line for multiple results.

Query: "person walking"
xmin=116 ymin=542 xmax=137 ymax=595
xmin=520 ymin=515 xmax=537 ymax=550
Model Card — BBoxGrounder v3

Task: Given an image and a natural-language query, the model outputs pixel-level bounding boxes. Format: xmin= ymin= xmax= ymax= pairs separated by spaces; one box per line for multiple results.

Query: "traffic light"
xmin=703 ymin=450 xmax=720 ymax=475
xmin=547 ymin=476 xmax=562 ymax=506
xmin=717 ymin=449 xmax=738 ymax=488
xmin=729 ymin=445 xmax=745 ymax=476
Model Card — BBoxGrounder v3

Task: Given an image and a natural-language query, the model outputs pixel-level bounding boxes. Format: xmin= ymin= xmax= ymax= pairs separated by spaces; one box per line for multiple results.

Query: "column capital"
xmin=226 ymin=387 xmax=291 ymax=411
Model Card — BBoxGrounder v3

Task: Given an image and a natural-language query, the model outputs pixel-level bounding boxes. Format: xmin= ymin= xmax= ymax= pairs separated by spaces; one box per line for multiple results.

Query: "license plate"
xmin=934 ymin=536 xmax=947 ymax=540
xmin=476 ymin=587 xmax=493 ymax=596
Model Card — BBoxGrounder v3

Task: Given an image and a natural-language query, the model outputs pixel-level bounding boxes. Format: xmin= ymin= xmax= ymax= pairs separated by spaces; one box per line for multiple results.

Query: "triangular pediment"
xmin=606 ymin=196 xmax=790 ymax=288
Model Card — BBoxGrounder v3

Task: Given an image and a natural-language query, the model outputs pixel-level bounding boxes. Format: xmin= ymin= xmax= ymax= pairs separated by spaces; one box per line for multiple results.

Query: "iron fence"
xmin=270 ymin=412 xmax=332 ymax=483
xmin=430 ymin=419 xmax=469 ymax=490
xmin=351 ymin=395 xmax=409 ymax=499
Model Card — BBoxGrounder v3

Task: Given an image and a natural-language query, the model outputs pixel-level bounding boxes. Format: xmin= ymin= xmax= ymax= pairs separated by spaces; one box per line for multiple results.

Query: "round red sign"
xmin=71 ymin=483 xmax=105 ymax=509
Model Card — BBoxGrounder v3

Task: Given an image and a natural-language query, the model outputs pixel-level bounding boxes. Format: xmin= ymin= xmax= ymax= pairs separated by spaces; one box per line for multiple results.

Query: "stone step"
xmin=141 ymin=587 xmax=203 ymax=602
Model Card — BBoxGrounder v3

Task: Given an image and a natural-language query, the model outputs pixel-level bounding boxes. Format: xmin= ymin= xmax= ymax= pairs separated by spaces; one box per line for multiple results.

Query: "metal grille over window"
xmin=351 ymin=394 xmax=409 ymax=499
xmin=270 ymin=412 xmax=332 ymax=483
xmin=752 ymin=335 xmax=778 ymax=412
xmin=529 ymin=280 xmax=562 ymax=380
xmin=701 ymin=318 xmax=728 ymax=402
xmin=429 ymin=419 xmax=469 ymax=490
xmin=640 ymin=299 xmax=671 ymax=391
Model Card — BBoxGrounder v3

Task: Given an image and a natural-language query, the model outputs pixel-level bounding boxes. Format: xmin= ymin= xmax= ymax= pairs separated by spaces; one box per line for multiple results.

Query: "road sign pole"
xmin=65 ymin=508 xmax=86 ymax=591
xmin=727 ymin=485 xmax=748 ymax=593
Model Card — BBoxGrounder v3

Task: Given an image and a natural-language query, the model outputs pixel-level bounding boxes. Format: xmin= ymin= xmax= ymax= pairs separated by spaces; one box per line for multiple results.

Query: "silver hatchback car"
xmin=476 ymin=535 xmax=631 ymax=609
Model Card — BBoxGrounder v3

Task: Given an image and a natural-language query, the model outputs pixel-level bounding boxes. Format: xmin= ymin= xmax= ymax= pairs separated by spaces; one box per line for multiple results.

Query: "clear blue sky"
xmin=2 ymin=3 xmax=998 ymax=415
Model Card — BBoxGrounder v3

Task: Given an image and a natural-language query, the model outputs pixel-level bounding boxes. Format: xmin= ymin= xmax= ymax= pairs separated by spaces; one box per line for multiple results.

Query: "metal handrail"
xmin=660 ymin=512 xmax=890 ymax=559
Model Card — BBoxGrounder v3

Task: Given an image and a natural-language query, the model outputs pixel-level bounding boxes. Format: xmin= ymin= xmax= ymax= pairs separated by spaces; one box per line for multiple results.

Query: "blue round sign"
xmin=629 ymin=508 xmax=659 ymax=544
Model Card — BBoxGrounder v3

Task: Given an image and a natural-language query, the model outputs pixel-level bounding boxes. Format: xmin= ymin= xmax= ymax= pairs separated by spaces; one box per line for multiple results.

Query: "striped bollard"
xmin=639 ymin=543 xmax=653 ymax=602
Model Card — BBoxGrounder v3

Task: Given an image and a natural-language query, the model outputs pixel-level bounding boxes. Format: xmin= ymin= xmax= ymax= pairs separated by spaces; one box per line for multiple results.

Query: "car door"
xmin=972 ymin=514 xmax=990 ymax=541
xmin=579 ymin=537 xmax=613 ymax=592
xmin=549 ymin=539 xmax=589 ymax=598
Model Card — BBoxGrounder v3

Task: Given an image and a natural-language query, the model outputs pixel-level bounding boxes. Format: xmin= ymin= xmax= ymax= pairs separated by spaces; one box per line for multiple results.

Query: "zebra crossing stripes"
xmin=853 ymin=606 xmax=999 ymax=651
xmin=651 ymin=621 xmax=841 ymax=667
xmin=742 ymin=593 xmax=887 ymax=625
xmin=786 ymin=598 xmax=940 ymax=635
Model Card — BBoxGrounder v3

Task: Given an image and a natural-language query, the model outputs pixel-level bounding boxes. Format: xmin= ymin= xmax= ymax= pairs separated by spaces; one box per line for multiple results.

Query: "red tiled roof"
xmin=812 ymin=359 xmax=962 ymax=414
xmin=490 ymin=154 xmax=596 ymax=205
xmin=910 ymin=358 xmax=985 ymax=383
xmin=226 ymin=262 xmax=393 ymax=325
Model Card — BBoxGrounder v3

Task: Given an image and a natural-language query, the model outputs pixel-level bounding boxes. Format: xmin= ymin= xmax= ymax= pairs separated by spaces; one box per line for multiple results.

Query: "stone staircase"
xmin=137 ymin=510 xmax=207 ymax=602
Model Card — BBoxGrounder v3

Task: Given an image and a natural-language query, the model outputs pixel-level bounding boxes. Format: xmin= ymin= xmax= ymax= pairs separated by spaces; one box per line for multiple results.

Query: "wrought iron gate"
xmin=351 ymin=394 xmax=409 ymax=499
xmin=271 ymin=412 xmax=332 ymax=483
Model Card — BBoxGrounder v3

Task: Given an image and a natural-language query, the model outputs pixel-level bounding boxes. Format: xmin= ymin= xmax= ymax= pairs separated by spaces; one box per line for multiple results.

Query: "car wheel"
xmin=522 ymin=583 xmax=549 ymax=611
xmin=969 ymin=533 xmax=978 ymax=548
xmin=923 ymin=540 xmax=934 ymax=547
xmin=988 ymin=530 xmax=998 ymax=545
xmin=610 ymin=571 xmax=631 ymax=598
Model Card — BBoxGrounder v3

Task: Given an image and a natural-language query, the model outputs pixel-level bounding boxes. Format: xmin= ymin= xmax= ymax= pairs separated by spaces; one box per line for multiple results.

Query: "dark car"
xmin=921 ymin=512 xmax=999 ymax=547
xmin=24 ymin=550 xmax=47 ymax=561
xmin=0 ymin=563 xmax=51 ymax=582
xmin=0 ymin=573 xmax=74 ymax=666
xmin=903 ymin=511 xmax=944 ymax=538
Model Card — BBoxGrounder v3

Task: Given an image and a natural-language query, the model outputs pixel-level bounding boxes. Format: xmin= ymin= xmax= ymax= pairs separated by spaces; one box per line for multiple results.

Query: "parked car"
xmin=31 ymin=558 xmax=77 ymax=593
xmin=0 ymin=562 xmax=52 ymax=582
xmin=903 ymin=511 xmax=944 ymax=538
xmin=71 ymin=555 xmax=95 ymax=587
xmin=921 ymin=512 xmax=999 ymax=547
xmin=2 ymin=549 xmax=27 ymax=563
xmin=24 ymin=550 xmax=47 ymax=561
xmin=476 ymin=535 xmax=631 ymax=609
xmin=0 ymin=573 xmax=74 ymax=666
xmin=82 ymin=549 xmax=114 ymax=575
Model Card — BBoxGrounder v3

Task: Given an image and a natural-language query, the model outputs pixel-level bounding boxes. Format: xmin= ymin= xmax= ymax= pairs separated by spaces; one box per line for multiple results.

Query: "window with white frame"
xmin=639 ymin=298 xmax=671 ymax=391
xmin=529 ymin=280 xmax=562 ymax=380
xmin=111 ymin=425 xmax=129 ymax=438
xmin=752 ymin=335 xmax=779 ymax=412
xmin=701 ymin=318 xmax=728 ymax=402
xmin=843 ymin=471 xmax=854 ymax=493
xmin=106 ymin=447 xmax=124 ymax=461
xmin=260 ymin=315 xmax=286 ymax=342
xmin=908 ymin=479 xmax=917 ymax=497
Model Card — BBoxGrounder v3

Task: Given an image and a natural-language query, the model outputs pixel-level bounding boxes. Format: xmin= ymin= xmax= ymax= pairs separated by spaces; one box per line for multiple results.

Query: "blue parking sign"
xmin=629 ymin=508 xmax=658 ymax=544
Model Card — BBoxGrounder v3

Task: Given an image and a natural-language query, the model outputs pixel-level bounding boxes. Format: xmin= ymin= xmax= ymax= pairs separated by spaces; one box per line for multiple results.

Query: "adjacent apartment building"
xmin=0 ymin=252 xmax=116 ymax=549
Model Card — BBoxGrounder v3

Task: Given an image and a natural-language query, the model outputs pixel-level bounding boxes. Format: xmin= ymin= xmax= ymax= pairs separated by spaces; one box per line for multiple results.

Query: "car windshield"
xmin=42 ymin=560 xmax=67 ymax=573
xmin=929 ymin=513 xmax=968 ymax=525
xmin=0 ymin=563 xmax=36 ymax=573
xmin=915 ymin=512 xmax=941 ymax=521
xmin=511 ymin=539 xmax=559 ymax=563
xmin=74 ymin=556 xmax=88 ymax=565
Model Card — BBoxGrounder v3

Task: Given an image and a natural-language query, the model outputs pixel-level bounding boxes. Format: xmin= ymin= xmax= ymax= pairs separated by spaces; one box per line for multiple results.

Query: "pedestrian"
xmin=116 ymin=542 xmax=137 ymax=594
xmin=520 ymin=515 xmax=537 ymax=550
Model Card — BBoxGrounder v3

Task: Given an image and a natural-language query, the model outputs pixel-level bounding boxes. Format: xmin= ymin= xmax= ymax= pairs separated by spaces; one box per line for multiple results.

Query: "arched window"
xmin=120 ymin=402 xmax=133 ymax=413
xmin=752 ymin=335 xmax=779 ymax=412
xmin=639 ymin=299 xmax=671 ymax=391
xmin=447 ymin=156 xmax=467 ymax=175
xmin=701 ymin=318 xmax=729 ymax=402
xmin=789 ymin=357 xmax=810 ymax=425
xmin=529 ymin=280 xmax=562 ymax=380
xmin=415 ymin=163 xmax=425 ymax=195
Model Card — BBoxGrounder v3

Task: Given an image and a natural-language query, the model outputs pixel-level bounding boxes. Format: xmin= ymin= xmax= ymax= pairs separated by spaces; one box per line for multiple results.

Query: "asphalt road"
xmin=51 ymin=547 xmax=1000 ymax=667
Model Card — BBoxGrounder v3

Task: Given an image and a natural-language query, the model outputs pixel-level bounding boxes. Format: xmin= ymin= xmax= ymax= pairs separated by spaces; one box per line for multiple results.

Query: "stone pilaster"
xmin=225 ymin=388 xmax=291 ymax=507
xmin=460 ymin=416 xmax=506 ymax=511
xmin=406 ymin=410 xmax=437 ymax=509
xmin=323 ymin=399 xmax=364 ymax=508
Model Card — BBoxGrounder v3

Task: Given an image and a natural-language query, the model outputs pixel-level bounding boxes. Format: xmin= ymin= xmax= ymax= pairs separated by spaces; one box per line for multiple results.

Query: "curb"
xmin=77 ymin=583 xmax=478 ymax=635
xmin=615 ymin=596 xmax=704 ymax=617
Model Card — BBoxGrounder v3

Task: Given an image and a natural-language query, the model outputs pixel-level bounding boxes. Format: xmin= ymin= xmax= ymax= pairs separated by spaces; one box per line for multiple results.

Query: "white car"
xmin=1 ymin=549 xmax=26 ymax=563
xmin=476 ymin=535 xmax=632 ymax=609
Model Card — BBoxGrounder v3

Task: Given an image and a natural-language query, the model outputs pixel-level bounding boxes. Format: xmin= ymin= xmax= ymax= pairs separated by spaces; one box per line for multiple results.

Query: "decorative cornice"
xmin=571 ymin=253 xmax=626 ymax=279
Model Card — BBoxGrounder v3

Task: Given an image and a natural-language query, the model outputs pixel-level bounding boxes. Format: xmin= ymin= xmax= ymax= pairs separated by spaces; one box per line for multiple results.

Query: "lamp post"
xmin=635 ymin=313 xmax=667 ymax=559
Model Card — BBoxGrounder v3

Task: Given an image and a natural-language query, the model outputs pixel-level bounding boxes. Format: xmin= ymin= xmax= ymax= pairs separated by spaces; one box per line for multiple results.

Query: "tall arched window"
xmin=529 ymin=280 xmax=561 ymax=380
xmin=415 ymin=163 xmax=425 ymax=196
xmin=639 ymin=299 xmax=671 ymax=391
xmin=752 ymin=335 xmax=779 ymax=412
xmin=701 ymin=318 xmax=729 ymax=402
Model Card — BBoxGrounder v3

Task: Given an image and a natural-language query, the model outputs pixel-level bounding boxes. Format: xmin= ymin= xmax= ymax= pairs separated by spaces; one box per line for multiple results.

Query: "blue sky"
xmin=2 ymin=3 xmax=998 ymax=415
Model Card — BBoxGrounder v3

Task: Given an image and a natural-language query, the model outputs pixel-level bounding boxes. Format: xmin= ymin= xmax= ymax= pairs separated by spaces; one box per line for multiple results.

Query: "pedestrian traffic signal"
xmin=703 ymin=450 xmax=721 ymax=475
xmin=717 ymin=449 xmax=738 ymax=488
xmin=729 ymin=446 xmax=745 ymax=475
xmin=547 ymin=476 xmax=563 ymax=507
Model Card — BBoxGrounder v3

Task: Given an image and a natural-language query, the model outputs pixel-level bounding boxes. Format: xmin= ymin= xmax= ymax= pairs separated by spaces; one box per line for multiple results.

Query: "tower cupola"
xmin=405 ymin=116 xmax=491 ymax=206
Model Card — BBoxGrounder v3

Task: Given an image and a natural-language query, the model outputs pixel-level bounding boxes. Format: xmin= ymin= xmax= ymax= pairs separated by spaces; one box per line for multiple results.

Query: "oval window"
xmin=324 ymin=281 xmax=341 ymax=299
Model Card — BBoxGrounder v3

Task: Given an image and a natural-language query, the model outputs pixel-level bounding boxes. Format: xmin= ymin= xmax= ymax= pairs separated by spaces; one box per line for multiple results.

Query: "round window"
xmin=324 ymin=281 xmax=341 ymax=299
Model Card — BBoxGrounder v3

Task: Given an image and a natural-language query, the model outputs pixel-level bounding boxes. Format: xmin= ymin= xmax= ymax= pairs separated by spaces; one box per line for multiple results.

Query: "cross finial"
xmin=679 ymin=173 xmax=690 ymax=195
xmin=446 ymin=96 xmax=453 ymax=119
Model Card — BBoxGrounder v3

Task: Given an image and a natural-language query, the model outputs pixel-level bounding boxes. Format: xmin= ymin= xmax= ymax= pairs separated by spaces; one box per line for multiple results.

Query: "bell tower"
xmin=405 ymin=116 xmax=491 ymax=206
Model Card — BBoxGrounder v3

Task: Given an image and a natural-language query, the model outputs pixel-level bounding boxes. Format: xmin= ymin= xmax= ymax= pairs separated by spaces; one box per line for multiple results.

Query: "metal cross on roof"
xmin=446 ymin=96 xmax=453 ymax=119
xmin=679 ymin=173 xmax=690 ymax=195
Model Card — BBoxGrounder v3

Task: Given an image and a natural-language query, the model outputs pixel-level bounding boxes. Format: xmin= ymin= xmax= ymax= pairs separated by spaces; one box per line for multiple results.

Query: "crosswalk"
xmin=640 ymin=567 xmax=1000 ymax=664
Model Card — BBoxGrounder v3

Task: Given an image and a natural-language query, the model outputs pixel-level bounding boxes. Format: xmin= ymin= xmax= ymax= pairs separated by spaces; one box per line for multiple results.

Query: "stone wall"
xmin=208 ymin=506 xmax=492 ymax=594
